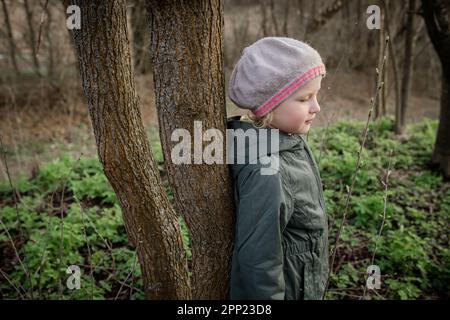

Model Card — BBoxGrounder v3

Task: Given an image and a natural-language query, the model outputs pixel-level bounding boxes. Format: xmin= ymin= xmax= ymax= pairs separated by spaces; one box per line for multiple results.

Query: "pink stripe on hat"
xmin=253 ymin=64 xmax=326 ymax=117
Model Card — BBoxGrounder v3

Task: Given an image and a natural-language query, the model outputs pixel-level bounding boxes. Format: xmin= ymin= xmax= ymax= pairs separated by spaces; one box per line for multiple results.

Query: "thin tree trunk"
xmin=421 ymin=0 xmax=450 ymax=178
xmin=23 ymin=0 xmax=41 ymax=75
xmin=129 ymin=0 xmax=151 ymax=74
xmin=1 ymin=0 xmax=20 ymax=76
xmin=62 ymin=0 xmax=191 ymax=299
xmin=282 ymin=0 xmax=290 ymax=36
xmin=43 ymin=0 xmax=55 ymax=78
xmin=384 ymin=2 xmax=402 ymax=134
xmin=297 ymin=0 xmax=305 ymax=38
xmin=398 ymin=0 xmax=418 ymax=133
xmin=269 ymin=0 xmax=280 ymax=35
xmin=146 ymin=0 xmax=235 ymax=299
xmin=375 ymin=1 xmax=387 ymax=119
xmin=260 ymin=1 xmax=269 ymax=37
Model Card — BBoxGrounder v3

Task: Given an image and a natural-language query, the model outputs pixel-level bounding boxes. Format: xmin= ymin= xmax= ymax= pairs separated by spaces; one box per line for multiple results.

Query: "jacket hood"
xmin=226 ymin=115 xmax=305 ymax=177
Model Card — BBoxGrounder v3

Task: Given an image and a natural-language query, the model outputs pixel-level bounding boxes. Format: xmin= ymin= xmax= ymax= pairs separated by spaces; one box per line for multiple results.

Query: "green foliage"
xmin=33 ymin=155 xmax=79 ymax=191
xmin=376 ymin=228 xmax=431 ymax=276
xmin=0 ymin=154 xmax=183 ymax=299
xmin=385 ymin=278 xmax=422 ymax=300
xmin=0 ymin=173 xmax=35 ymax=195
xmin=151 ymin=139 xmax=165 ymax=165
xmin=0 ymin=201 xmax=136 ymax=299
xmin=1 ymin=117 xmax=448 ymax=300
xmin=310 ymin=117 xmax=449 ymax=300
xmin=71 ymin=172 xmax=116 ymax=205
xmin=179 ymin=216 xmax=192 ymax=262
xmin=331 ymin=263 xmax=360 ymax=289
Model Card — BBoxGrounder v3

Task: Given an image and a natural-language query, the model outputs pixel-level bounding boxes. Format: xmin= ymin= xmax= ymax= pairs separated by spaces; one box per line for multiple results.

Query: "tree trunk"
xmin=282 ymin=0 xmax=290 ymax=36
xmin=296 ymin=0 xmax=305 ymax=38
xmin=43 ymin=1 xmax=55 ymax=78
xmin=23 ymin=0 xmax=41 ymax=75
xmin=375 ymin=1 xmax=387 ymax=119
xmin=62 ymin=0 xmax=191 ymax=299
xmin=421 ymin=0 xmax=450 ymax=178
xmin=129 ymin=0 xmax=152 ymax=74
xmin=1 ymin=0 xmax=20 ymax=76
xmin=260 ymin=1 xmax=269 ymax=37
xmin=269 ymin=0 xmax=280 ymax=35
xmin=397 ymin=0 xmax=418 ymax=134
xmin=384 ymin=0 xmax=402 ymax=134
xmin=146 ymin=0 xmax=235 ymax=299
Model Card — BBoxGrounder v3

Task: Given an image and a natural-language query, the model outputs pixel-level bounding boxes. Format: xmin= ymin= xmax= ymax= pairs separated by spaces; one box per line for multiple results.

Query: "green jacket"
xmin=227 ymin=116 xmax=329 ymax=300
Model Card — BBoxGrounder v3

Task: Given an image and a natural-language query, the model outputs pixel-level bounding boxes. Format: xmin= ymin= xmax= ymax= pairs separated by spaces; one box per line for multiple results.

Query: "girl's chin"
xmin=294 ymin=124 xmax=311 ymax=134
xmin=277 ymin=123 xmax=311 ymax=135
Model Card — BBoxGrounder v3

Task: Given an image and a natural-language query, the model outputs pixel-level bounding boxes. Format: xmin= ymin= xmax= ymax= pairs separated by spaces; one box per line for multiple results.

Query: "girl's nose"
xmin=310 ymin=97 xmax=321 ymax=113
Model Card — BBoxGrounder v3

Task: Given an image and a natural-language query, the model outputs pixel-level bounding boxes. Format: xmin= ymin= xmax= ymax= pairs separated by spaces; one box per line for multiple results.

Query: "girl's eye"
xmin=298 ymin=96 xmax=310 ymax=102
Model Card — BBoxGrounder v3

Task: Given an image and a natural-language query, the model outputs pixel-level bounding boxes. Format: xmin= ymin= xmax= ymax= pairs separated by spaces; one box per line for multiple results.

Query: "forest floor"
xmin=1 ymin=116 xmax=448 ymax=300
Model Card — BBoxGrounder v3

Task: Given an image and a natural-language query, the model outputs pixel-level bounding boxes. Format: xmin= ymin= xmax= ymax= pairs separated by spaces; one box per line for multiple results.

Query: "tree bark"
xmin=62 ymin=0 xmax=191 ymax=299
xmin=146 ymin=0 xmax=235 ymax=299
xmin=421 ymin=0 xmax=450 ymax=178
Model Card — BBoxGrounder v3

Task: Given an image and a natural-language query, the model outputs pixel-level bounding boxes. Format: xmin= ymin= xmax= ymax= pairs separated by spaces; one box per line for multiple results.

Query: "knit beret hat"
xmin=228 ymin=37 xmax=326 ymax=118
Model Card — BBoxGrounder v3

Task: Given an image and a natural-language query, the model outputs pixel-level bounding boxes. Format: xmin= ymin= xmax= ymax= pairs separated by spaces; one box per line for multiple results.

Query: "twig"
xmin=0 ymin=135 xmax=34 ymax=299
xmin=36 ymin=0 xmax=49 ymax=56
xmin=56 ymin=154 xmax=82 ymax=299
xmin=0 ymin=268 xmax=26 ymax=299
xmin=114 ymin=229 xmax=140 ymax=300
xmin=115 ymin=278 xmax=144 ymax=296
xmin=114 ymin=250 xmax=138 ymax=300
xmin=76 ymin=195 xmax=95 ymax=300
xmin=33 ymin=214 xmax=55 ymax=300
xmin=361 ymin=150 xmax=393 ymax=300
xmin=80 ymin=208 xmax=117 ymax=271
xmin=317 ymin=110 xmax=336 ymax=166
xmin=323 ymin=35 xmax=390 ymax=300
xmin=0 ymin=136 xmax=25 ymax=245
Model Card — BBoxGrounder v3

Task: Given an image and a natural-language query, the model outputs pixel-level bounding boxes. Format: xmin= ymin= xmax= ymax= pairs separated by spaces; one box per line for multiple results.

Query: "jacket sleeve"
xmin=232 ymin=165 xmax=287 ymax=300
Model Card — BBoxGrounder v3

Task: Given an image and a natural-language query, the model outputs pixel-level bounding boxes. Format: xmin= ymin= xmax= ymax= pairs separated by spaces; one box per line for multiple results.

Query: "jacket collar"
xmin=227 ymin=115 xmax=304 ymax=153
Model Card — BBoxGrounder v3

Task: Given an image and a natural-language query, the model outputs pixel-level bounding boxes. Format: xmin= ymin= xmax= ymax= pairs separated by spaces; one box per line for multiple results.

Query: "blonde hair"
xmin=241 ymin=110 xmax=274 ymax=129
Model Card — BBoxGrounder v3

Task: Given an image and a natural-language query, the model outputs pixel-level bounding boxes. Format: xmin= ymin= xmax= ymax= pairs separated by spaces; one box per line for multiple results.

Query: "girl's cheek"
xmin=289 ymin=107 xmax=307 ymax=123
xmin=277 ymin=102 xmax=307 ymax=126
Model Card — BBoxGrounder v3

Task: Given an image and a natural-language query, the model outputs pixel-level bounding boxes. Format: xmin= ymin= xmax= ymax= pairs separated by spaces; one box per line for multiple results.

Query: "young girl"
xmin=227 ymin=37 xmax=329 ymax=300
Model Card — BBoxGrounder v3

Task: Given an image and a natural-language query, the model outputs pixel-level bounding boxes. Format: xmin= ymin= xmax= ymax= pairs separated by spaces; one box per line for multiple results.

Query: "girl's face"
xmin=269 ymin=77 xmax=322 ymax=134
